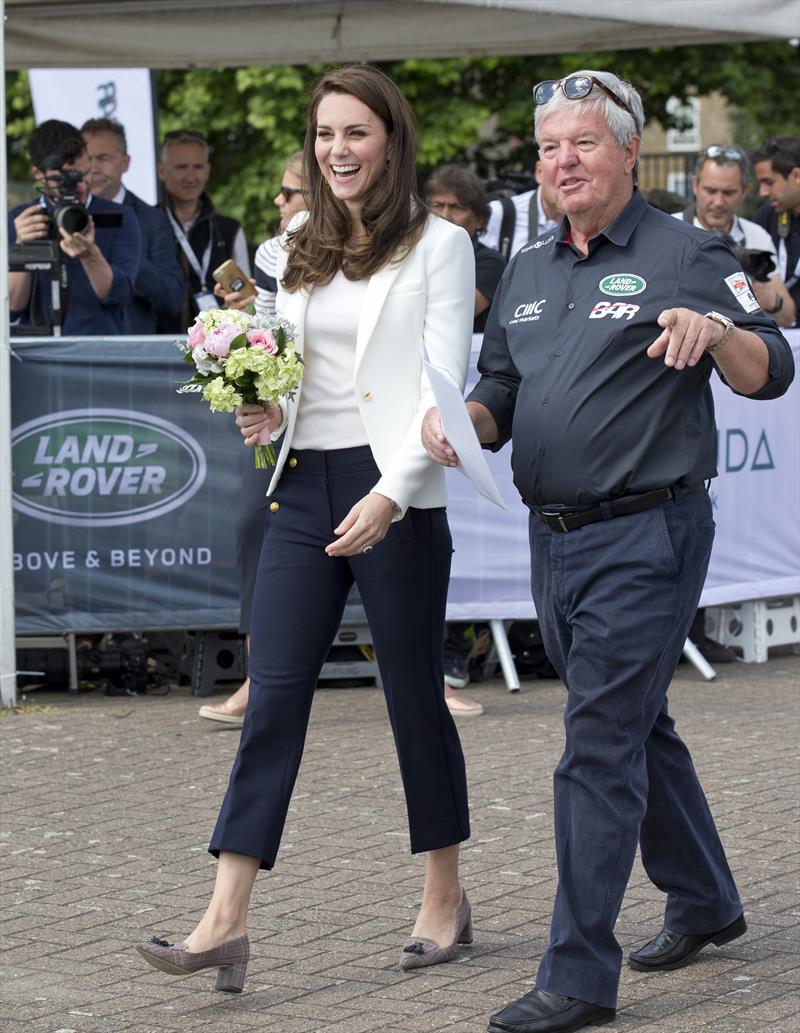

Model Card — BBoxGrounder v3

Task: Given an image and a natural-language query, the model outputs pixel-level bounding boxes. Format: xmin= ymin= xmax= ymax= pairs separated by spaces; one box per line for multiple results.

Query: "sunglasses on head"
xmin=533 ymin=75 xmax=637 ymax=124
xmin=702 ymin=145 xmax=746 ymax=162
xmin=279 ymin=185 xmax=304 ymax=200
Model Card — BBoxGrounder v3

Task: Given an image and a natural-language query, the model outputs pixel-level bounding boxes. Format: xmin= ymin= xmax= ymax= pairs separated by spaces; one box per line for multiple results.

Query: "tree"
xmin=6 ymin=41 xmax=799 ymax=242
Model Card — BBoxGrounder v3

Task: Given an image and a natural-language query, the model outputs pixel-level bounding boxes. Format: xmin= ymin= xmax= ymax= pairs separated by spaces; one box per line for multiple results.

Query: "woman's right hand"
xmin=235 ymin=402 xmax=282 ymax=446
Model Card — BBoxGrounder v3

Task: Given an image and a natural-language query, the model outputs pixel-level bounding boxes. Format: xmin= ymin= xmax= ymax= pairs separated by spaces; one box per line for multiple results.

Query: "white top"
xmin=481 ymin=188 xmax=559 ymax=258
xmin=253 ymin=235 xmax=281 ymax=316
xmin=292 ymin=270 xmax=370 ymax=451
xmin=672 ymin=211 xmax=779 ymax=270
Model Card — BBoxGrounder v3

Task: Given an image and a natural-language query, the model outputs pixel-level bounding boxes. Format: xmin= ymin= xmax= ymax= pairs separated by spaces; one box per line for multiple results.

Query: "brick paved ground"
xmin=1 ymin=654 xmax=798 ymax=1033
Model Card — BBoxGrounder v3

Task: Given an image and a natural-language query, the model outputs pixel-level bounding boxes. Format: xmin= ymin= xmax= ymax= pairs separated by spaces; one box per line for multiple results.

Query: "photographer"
xmin=674 ymin=145 xmax=795 ymax=328
xmin=8 ymin=119 xmax=141 ymax=335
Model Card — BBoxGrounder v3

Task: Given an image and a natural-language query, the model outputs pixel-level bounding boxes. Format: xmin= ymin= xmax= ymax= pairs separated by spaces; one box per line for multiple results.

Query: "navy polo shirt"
xmin=468 ymin=189 xmax=794 ymax=508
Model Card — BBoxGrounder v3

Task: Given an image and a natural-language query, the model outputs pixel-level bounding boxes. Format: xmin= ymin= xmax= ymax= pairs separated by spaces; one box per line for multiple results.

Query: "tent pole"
xmin=0 ymin=0 xmax=19 ymax=708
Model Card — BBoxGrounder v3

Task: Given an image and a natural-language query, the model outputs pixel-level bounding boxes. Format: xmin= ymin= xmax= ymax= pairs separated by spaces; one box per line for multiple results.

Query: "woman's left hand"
xmin=325 ymin=492 xmax=395 ymax=557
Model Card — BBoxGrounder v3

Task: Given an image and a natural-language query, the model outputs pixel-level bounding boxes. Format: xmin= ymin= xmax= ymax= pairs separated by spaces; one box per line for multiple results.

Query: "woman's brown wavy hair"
xmin=282 ymin=65 xmax=427 ymax=292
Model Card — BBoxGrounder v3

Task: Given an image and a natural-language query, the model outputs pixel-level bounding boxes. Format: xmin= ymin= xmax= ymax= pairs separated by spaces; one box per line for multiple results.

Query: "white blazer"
xmin=267 ymin=213 xmax=475 ymax=517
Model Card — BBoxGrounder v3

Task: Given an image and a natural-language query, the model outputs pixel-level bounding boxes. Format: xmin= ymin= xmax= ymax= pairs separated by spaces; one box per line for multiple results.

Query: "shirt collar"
xmin=557 ymin=187 xmax=645 ymax=251
xmin=112 ymin=185 xmax=126 ymax=205
xmin=692 ymin=212 xmax=744 ymax=244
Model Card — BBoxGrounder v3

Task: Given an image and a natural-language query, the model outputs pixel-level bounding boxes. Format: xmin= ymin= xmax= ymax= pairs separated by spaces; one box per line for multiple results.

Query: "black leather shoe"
xmin=628 ymin=912 xmax=746 ymax=972
xmin=487 ymin=987 xmax=616 ymax=1033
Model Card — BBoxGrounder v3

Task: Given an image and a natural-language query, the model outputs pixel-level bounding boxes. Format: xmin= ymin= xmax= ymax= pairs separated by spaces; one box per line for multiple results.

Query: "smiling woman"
xmin=283 ymin=64 xmax=428 ymax=291
xmin=136 ymin=64 xmax=477 ymax=993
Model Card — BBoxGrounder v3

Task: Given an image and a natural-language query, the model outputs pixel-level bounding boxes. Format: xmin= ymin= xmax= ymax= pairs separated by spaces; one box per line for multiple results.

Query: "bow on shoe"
xmin=403 ymin=941 xmax=426 ymax=955
xmin=150 ymin=936 xmax=171 ymax=947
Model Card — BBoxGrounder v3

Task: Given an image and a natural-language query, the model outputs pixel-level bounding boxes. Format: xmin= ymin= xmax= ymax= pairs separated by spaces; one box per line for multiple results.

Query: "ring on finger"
xmin=361 ymin=544 xmax=373 ymax=555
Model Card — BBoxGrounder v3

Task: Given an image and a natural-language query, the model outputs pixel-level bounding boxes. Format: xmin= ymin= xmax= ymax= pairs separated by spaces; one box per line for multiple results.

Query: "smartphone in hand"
xmin=213 ymin=259 xmax=257 ymax=301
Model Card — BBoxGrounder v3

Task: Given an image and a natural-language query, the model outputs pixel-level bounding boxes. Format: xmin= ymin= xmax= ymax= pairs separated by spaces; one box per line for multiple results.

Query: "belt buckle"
xmin=541 ymin=510 xmax=569 ymax=532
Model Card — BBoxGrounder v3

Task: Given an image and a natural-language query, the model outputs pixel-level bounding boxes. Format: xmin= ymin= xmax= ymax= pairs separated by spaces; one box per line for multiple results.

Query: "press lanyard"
xmin=167 ymin=207 xmax=213 ymax=289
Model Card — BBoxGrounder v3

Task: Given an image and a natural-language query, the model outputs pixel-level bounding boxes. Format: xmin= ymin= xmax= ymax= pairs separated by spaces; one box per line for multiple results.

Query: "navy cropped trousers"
xmin=210 ymin=446 xmax=470 ymax=869
xmin=530 ymin=488 xmax=742 ymax=1009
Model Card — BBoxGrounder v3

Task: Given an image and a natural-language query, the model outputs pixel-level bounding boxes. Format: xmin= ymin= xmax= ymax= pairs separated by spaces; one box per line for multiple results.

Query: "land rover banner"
xmin=12 ymin=338 xmax=245 ymax=633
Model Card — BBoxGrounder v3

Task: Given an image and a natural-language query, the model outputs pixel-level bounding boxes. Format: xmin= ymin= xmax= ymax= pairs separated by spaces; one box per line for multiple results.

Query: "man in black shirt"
xmin=752 ymin=135 xmax=800 ymax=328
xmin=426 ymin=164 xmax=506 ymax=333
xmin=422 ymin=70 xmax=793 ymax=1033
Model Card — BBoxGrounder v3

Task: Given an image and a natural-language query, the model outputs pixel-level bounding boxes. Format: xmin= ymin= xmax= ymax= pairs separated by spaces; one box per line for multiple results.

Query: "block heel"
xmin=216 ymin=960 xmax=248 ymax=993
xmin=399 ymin=890 xmax=473 ymax=970
xmin=136 ymin=932 xmax=250 ymax=991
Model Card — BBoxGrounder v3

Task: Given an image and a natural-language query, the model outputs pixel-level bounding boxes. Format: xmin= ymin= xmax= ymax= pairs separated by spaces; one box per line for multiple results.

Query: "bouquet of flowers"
xmin=177 ymin=308 xmax=303 ymax=468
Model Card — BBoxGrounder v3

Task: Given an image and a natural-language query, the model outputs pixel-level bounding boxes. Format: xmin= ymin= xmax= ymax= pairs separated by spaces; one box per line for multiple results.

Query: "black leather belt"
xmin=533 ymin=482 xmax=705 ymax=533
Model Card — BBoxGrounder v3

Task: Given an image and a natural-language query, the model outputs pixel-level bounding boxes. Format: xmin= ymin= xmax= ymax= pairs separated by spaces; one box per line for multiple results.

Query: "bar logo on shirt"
xmin=598 ymin=273 xmax=647 ymax=297
xmin=724 ymin=272 xmax=760 ymax=314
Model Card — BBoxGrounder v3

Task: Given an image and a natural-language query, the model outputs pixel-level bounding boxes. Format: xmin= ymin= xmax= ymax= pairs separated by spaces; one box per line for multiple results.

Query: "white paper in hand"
xmin=423 ymin=358 xmax=506 ymax=509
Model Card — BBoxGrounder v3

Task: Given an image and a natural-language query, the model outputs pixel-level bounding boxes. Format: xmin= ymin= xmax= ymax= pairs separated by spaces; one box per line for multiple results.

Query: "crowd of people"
xmin=7 ymin=69 xmax=798 ymax=1033
xmin=8 ymin=116 xmax=799 ymax=340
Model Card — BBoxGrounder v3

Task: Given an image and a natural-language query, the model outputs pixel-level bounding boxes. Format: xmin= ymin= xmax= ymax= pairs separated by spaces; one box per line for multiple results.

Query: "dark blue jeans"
xmin=210 ymin=446 xmax=470 ymax=869
xmin=530 ymin=488 xmax=742 ymax=1008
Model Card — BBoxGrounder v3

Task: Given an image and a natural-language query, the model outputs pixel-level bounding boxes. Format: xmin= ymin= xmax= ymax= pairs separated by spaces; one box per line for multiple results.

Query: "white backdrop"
xmin=445 ymin=331 xmax=800 ymax=620
xmin=29 ymin=68 xmax=158 ymax=204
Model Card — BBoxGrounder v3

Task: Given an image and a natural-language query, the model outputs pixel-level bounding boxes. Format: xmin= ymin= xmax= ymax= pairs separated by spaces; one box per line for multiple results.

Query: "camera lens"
xmin=56 ymin=204 xmax=89 ymax=235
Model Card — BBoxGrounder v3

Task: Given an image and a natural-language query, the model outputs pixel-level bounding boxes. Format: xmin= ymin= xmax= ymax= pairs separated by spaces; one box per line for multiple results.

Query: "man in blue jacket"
xmin=9 ymin=119 xmax=141 ymax=335
xmin=82 ymin=118 xmax=183 ymax=334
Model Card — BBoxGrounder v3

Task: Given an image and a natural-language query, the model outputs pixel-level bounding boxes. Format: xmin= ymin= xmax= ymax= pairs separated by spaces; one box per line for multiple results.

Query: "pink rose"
xmin=247 ymin=329 xmax=278 ymax=355
xmin=205 ymin=323 xmax=244 ymax=359
xmin=187 ymin=321 xmax=206 ymax=349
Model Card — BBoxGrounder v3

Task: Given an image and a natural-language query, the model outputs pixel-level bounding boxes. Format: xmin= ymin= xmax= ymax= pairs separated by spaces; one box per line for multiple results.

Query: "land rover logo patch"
xmin=598 ymin=273 xmax=647 ymax=297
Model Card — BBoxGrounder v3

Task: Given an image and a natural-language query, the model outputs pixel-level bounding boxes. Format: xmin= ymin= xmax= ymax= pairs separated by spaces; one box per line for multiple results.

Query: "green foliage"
xmin=6 ymin=41 xmax=799 ymax=243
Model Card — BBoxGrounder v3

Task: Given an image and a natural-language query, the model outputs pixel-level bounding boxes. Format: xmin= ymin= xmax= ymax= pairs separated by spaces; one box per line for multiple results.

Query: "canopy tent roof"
xmin=4 ymin=0 xmax=798 ymax=69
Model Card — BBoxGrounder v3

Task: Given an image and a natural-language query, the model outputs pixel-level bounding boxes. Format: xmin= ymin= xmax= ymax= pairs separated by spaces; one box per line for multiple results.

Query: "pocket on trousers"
xmin=653 ymin=505 xmax=681 ymax=580
xmin=392 ymin=509 xmax=418 ymax=545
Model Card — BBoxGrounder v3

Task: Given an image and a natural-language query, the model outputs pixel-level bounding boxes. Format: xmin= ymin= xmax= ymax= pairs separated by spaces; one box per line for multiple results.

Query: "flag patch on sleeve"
xmin=724 ymin=272 xmax=760 ymax=313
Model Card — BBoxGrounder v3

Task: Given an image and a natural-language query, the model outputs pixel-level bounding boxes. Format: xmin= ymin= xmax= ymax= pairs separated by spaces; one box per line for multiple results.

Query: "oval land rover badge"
xmin=12 ymin=408 xmax=207 ymax=528
xmin=598 ymin=273 xmax=647 ymax=297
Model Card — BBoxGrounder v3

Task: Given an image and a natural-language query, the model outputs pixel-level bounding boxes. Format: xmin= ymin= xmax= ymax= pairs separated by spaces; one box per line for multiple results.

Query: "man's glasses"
xmin=279 ymin=185 xmax=305 ymax=200
xmin=533 ymin=75 xmax=637 ymax=125
xmin=702 ymin=145 xmax=747 ymax=163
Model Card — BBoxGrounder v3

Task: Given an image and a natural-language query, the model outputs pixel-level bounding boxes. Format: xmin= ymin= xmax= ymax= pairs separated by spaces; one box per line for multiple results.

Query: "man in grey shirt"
xmin=422 ymin=70 xmax=793 ymax=1033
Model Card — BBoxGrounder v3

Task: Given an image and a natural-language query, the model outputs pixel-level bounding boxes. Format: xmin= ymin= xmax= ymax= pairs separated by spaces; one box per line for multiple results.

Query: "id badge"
xmin=194 ymin=291 xmax=217 ymax=311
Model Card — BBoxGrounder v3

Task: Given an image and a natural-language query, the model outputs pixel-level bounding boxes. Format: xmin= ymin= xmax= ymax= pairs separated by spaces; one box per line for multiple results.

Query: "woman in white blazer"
xmin=137 ymin=65 xmax=475 ymax=992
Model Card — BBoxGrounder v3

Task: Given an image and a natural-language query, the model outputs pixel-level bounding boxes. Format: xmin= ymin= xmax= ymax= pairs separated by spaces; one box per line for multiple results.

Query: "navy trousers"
xmin=210 ymin=446 xmax=470 ymax=869
xmin=530 ymin=488 xmax=742 ymax=1009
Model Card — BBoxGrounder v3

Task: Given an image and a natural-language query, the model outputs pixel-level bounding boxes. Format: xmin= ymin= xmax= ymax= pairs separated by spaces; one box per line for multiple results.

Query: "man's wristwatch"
xmin=704 ymin=311 xmax=735 ymax=354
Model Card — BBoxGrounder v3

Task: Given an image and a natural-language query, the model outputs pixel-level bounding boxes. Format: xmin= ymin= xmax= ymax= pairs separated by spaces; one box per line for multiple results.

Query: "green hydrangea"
xmin=203 ymin=378 xmax=243 ymax=413
xmin=224 ymin=347 xmax=272 ymax=380
xmin=196 ymin=307 xmax=251 ymax=334
xmin=254 ymin=349 xmax=304 ymax=402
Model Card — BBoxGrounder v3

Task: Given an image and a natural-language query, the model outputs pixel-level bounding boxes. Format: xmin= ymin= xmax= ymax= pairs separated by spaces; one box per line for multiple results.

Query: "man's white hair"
xmin=534 ymin=70 xmax=644 ymax=149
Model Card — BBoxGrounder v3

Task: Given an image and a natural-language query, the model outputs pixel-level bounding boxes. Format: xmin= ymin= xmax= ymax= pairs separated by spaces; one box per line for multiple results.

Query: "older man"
xmin=422 ymin=71 xmax=794 ymax=1033
xmin=676 ymin=144 xmax=795 ymax=328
